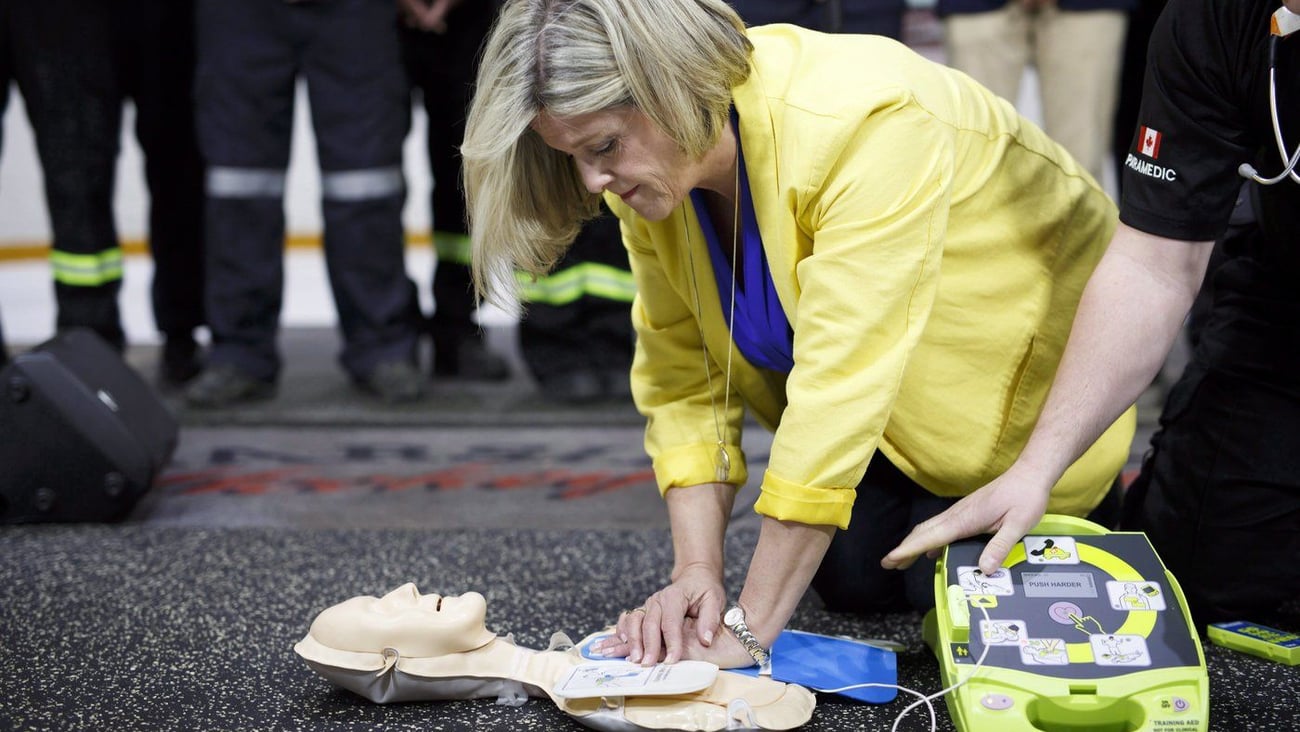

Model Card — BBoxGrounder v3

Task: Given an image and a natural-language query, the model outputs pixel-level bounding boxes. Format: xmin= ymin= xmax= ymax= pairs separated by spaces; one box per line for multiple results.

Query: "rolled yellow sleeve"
xmin=651 ymin=443 xmax=749 ymax=496
xmin=753 ymin=472 xmax=856 ymax=530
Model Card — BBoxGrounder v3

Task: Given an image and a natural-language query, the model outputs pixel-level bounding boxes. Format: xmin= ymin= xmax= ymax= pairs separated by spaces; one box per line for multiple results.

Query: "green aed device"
xmin=1207 ymin=621 xmax=1300 ymax=665
xmin=924 ymin=514 xmax=1209 ymax=732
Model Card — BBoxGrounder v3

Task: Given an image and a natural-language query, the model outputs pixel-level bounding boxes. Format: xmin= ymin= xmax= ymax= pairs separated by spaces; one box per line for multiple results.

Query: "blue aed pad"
xmin=926 ymin=514 xmax=1209 ymax=732
xmin=1208 ymin=621 xmax=1300 ymax=665
xmin=577 ymin=629 xmax=898 ymax=704
xmin=730 ymin=629 xmax=899 ymax=703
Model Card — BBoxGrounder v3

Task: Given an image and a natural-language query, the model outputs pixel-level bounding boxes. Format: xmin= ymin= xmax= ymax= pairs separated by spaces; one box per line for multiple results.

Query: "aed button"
xmin=980 ymin=693 xmax=1014 ymax=711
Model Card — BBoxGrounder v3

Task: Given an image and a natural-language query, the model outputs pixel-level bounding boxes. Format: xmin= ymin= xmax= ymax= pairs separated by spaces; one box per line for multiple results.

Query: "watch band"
xmin=722 ymin=604 xmax=772 ymax=673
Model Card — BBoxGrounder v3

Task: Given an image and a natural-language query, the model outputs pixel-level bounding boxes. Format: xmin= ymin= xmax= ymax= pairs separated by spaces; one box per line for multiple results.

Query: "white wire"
xmin=813 ymin=681 xmax=937 ymax=731
xmin=814 ymin=605 xmax=994 ymax=732
xmin=1267 ymin=64 xmax=1300 ymax=184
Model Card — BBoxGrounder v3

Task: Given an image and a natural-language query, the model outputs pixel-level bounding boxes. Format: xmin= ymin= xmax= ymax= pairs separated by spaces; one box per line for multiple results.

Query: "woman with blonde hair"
xmin=462 ymin=0 xmax=1135 ymax=670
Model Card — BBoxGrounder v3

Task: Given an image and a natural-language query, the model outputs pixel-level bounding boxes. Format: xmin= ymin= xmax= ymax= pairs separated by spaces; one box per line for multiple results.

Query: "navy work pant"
xmin=195 ymin=0 xmax=420 ymax=382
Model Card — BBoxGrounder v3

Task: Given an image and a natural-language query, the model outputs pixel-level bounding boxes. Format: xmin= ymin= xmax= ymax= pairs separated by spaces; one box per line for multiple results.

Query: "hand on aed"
xmin=396 ymin=0 xmax=463 ymax=33
xmin=599 ymin=564 xmax=727 ymax=666
xmin=880 ymin=463 xmax=1053 ymax=575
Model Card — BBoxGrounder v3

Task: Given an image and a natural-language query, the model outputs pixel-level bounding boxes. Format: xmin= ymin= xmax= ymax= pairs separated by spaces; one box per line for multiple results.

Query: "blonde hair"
xmin=461 ymin=0 xmax=752 ymax=307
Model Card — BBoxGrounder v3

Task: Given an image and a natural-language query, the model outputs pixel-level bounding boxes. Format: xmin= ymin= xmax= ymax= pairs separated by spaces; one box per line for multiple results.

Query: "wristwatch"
xmin=722 ymin=604 xmax=772 ymax=673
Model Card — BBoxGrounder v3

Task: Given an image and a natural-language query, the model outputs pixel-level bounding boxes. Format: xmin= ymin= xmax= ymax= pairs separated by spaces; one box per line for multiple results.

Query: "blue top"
xmin=688 ymin=119 xmax=794 ymax=373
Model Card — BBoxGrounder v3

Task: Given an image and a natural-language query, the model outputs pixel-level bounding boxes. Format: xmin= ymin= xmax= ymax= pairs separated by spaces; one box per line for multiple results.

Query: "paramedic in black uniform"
xmin=886 ymin=0 xmax=1300 ymax=627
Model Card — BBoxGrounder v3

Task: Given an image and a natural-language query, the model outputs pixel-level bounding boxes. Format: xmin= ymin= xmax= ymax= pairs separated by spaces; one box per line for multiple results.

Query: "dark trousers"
xmin=814 ymin=454 xmax=1123 ymax=613
xmin=5 ymin=0 xmax=124 ymax=350
xmin=399 ymin=1 xmax=496 ymax=349
xmin=115 ymin=0 xmax=206 ymax=341
xmin=1121 ymin=213 xmax=1300 ymax=627
xmin=195 ymin=0 xmax=420 ymax=381
xmin=1123 ymin=363 xmax=1300 ymax=627
xmin=728 ymin=0 xmax=908 ymax=38
xmin=1110 ymin=0 xmax=1167 ymax=195
xmin=519 ymin=211 xmax=634 ymax=384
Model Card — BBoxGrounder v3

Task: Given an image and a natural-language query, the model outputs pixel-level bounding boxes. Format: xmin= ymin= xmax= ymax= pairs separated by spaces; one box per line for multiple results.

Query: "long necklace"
xmin=684 ymin=155 xmax=740 ymax=483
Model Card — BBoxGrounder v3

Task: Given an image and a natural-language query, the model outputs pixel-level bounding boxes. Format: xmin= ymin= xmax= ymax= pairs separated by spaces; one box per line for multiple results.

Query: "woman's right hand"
xmin=604 ymin=563 xmax=728 ymax=666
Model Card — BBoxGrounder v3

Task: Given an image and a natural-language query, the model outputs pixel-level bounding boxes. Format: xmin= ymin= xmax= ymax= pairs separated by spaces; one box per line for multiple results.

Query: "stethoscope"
xmin=1239 ymin=5 xmax=1300 ymax=185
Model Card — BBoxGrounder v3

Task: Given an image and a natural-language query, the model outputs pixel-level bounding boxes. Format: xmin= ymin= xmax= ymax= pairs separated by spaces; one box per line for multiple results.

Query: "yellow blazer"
xmin=606 ymin=25 xmax=1135 ymax=529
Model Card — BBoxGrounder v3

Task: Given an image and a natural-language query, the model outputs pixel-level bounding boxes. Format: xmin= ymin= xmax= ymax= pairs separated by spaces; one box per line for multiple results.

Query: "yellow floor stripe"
xmin=0 ymin=231 xmax=434 ymax=263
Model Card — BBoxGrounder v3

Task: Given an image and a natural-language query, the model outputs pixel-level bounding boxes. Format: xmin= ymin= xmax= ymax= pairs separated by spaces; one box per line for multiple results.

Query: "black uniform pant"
xmin=399 ymin=1 xmax=496 ymax=350
xmin=195 ymin=0 xmax=420 ymax=382
xmin=115 ymin=0 xmax=206 ymax=342
xmin=4 ymin=0 xmax=124 ymax=350
xmin=518 ymin=211 xmax=634 ymax=386
xmin=2 ymin=0 xmax=205 ymax=350
xmin=1122 ymin=220 xmax=1300 ymax=627
xmin=728 ymin=0 xmax=907 ymax=38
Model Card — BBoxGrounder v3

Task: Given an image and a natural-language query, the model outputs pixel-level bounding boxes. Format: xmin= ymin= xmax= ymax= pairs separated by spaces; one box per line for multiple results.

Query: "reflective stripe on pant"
xmin=195 ymin=0 xmax=418 ymax=381
xmin=518 ymin=262 xmax=637 ymax=308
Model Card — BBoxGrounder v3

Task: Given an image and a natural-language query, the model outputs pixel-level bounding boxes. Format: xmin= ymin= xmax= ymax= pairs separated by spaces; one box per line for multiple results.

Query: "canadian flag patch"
xmin=1139 ymin=126 xmax=1162 ymax=159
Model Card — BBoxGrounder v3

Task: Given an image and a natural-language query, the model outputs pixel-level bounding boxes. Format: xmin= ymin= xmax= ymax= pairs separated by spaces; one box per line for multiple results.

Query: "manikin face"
xmin=308 ymin=583 xmax=494 ymax=657
xmin=532 ymin=107 xmax=728 ymax=222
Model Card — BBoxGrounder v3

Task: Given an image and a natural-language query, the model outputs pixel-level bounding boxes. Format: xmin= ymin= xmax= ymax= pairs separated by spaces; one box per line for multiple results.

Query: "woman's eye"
xmin=593 ymin=139 xmax=617 ymax=156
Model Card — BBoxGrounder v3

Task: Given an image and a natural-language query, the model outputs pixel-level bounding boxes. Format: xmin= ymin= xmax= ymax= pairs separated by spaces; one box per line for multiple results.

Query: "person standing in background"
xmin=516 ymin=206 xmax=636 ymax=404
xmin=187 ymin=0 xmax=425 ymax=407
xmin=399 ymin=0 xmax=510 ymax=381
xmin=0 ymin=0 xmax=206 ymax=385
xmin=937 ymin=0 xmax=1134 ymax=185
xmin=115 ymin=0 xmax=207 ymax=387
xmin=3 ymin=1 xmax=127 ymax=354
xmin=728 ymin=0 xmax=908 ymax=38
xmin=1110 ymin=0 xmax=1166 ymax=194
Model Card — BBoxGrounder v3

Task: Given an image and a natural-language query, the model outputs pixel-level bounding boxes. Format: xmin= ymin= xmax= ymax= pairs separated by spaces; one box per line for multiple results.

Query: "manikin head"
xmin=308 ymin=583 xmax=495 ymax=657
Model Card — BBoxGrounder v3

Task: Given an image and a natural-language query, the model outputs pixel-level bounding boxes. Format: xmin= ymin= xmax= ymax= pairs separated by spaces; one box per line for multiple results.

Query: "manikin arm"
xmin=882 ymin=223 xmax=1214 ymax=574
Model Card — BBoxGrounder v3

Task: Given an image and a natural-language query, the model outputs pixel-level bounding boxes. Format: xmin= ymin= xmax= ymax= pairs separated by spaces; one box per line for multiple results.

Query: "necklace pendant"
xmin=715 ymin=443 xmax=731 ymax=483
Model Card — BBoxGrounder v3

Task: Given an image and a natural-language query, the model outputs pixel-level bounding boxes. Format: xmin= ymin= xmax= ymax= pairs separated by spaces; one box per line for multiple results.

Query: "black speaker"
xmin=0 ymin=329 xmax=179 ymax=523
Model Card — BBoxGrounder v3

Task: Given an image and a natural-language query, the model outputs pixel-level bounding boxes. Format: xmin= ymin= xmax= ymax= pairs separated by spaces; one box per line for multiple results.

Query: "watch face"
xmin=724 ymin=607 xmax=743 ymax=626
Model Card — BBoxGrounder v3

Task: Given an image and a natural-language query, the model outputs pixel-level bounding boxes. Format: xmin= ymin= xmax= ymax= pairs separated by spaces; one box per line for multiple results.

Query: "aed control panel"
xmin=925 ymin=515 xmax=1209 ymax=732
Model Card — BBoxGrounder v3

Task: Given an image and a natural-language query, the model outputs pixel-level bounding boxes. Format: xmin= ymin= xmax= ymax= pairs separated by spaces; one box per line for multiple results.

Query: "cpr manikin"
xmin=294 ymin=584 xmax=815 ymax=731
